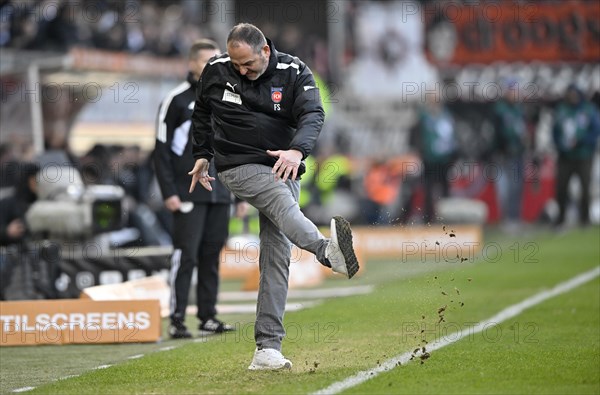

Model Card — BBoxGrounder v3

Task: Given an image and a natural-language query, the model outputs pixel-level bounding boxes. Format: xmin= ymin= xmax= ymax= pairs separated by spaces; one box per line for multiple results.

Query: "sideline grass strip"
xmin=314 ymin=266 xmax=600 ymax=394
xmin=346 ymin=279 xmax=600 ymax=394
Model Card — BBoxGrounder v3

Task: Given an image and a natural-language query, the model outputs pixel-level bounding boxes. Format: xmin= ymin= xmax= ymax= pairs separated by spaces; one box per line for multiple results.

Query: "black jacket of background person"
xmin=0 ymin=163 xmax=38 ymax=246
xmin=191 ymin=39 xmax=325 ymax=176
xmin=154 ymin=72 xmax=231 ymax=203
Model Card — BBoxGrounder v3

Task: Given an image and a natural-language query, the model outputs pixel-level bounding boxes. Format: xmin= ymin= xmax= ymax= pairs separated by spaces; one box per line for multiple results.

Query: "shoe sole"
xmin=332 ymin=216 xmax=360 ymax=279
xmin=248 ymin=361 xmax=292 ymax=371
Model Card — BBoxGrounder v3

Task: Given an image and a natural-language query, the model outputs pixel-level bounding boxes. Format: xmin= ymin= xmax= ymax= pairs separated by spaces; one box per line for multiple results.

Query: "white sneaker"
xmin=325 ymin=216 xmax=360 ymax=278
xmin=248 ymin=348 xmax=292 ymax=371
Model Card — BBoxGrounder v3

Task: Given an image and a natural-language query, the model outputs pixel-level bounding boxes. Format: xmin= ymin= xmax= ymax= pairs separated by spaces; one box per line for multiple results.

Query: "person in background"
xmin=363 ymin=158 xmax=402 ymax=225
xmin=154 ymin=39 xmax=235 ymax=339
xmin=552 ymin=84 xmax=600 ymax=227
xmin=0 ymin=143 xmax=19 ymax=200
xmin=413 ymin=93 xmax=458 ymax=224
xmin=189 ymin=23 xmax=360 ymax=370
xmin=493 ymin=77 xmax=529 ymax=231
xmin=0 ymin=162 xmax=39 ymax=300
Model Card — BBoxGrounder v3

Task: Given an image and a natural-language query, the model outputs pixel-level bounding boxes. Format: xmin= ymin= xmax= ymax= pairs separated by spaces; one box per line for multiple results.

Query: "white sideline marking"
xmin=312 ymin=266 xmax=600 ymax=395
xmin=58 ymin=375 xmax=79 ymax=380
xmin=13 ymin=372 xmax=87 ymax=392
xmin=12 ymin=387 xmax=35 ymax=393
xmin=10 ymin=342 xmax=203 ymax=392
xmin=220 ymin=285 xmax=374 ymax=302
xmin=186 ymin=301 xmax=322 ymax=315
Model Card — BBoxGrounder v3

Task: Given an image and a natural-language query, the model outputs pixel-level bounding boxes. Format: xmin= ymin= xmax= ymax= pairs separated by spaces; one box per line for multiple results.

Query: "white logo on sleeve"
xmin=188 ymin=101 xmax=195 ymax=110
xmin=304 ymin=85 xmax=316 ymax=91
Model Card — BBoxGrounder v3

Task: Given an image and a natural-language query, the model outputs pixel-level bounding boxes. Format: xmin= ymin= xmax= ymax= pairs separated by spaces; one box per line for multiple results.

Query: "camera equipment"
xmin=26 ymin=166 xmax=125 ymax=240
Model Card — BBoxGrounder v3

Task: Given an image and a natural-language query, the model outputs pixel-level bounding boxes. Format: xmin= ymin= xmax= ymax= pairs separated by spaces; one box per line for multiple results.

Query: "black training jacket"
xmin=190 ymin=39 xmax=325 ymax=175
xmin=154 ymin=72 xmax=231 ymax=203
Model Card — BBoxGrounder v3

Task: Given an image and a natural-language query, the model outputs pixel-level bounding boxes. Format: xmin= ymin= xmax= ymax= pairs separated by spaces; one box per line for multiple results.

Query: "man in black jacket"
xmin=0 ymin=162 xmax=39 ymax=300
xmin=154 ymin=39 xmax=234 ymax=339
xmin=189 ymin=23 xmax=360 ymax=370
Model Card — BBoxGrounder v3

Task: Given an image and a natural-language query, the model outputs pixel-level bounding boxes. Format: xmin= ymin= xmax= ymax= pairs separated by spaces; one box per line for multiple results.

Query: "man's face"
xmin=566 ymin=88 xmax=580 ymax=106
xmin=227 ymin=42 xmax=270 ymax=81
xmin=189 ymin=48 xmax=219 ymax=80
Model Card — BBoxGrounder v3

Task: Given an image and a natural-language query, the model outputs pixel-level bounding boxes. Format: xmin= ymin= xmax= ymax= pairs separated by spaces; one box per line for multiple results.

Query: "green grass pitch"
xmin=1 ymin=226 xmax=598 ymax=394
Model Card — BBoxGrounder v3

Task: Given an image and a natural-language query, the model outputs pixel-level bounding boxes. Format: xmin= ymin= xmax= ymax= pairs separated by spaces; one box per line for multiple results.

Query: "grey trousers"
xmin=219 ymin=164 xmax=328 ymax=350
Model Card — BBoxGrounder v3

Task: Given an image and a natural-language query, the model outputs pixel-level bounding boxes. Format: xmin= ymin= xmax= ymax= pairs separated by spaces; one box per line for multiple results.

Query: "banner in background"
xmin=352 ymin=224 xmax=482 ymax=261
xmin=69 ymin=48 xmax=187 ymax=77
xmin=425 ymin=1 xmax=600 ymax=65
xmin=0 ymin=299 xmax=161 ymax=346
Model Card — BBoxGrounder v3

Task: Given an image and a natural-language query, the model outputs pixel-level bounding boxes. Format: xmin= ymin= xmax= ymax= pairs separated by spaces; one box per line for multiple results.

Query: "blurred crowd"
xmin=348 ymin=82 xmax=600 ymax=230
xmin=2 ymin=0 xmax=208 ymax=56
xmin=0 ymin=0 xmax=329 ymax=78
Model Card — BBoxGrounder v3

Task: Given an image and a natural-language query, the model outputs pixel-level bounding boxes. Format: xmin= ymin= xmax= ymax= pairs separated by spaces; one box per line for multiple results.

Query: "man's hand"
xmin=164 ymin=195 xmax=182 ymax=212
xmin=6 ymin=219 xmax=25 ymax=239
xmin=189 ymin=158 xmax=215 ymax=192
xmin=267 ymin=149 xmax=303 ymax=182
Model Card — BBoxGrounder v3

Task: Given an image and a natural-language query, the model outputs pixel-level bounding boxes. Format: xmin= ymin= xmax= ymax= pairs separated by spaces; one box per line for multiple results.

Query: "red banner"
xmin=425 ymin=1 xmax=600 ymax=65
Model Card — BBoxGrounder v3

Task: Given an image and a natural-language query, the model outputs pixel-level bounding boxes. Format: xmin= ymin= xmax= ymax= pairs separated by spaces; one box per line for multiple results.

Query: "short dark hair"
xmin=227 ymin=23 xmax=266 ymax=53
xmin=189 ymin=39 xmax=220 ymax=60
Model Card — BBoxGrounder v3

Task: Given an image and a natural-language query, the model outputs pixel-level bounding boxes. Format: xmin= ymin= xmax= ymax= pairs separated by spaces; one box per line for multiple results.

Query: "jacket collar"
xmin=255 ymin=38 xmax=278 ymax=81
xmin=186 ymin=71 xmax=197 ymax=87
